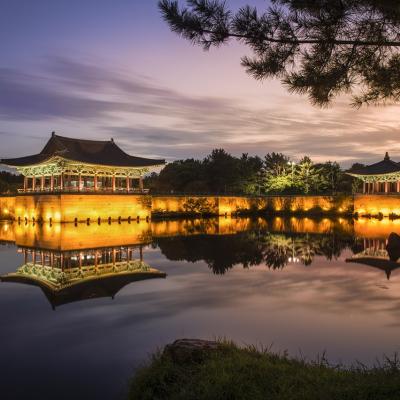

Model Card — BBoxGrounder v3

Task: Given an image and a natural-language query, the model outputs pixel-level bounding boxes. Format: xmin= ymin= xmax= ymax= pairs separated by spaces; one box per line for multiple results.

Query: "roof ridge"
xmin=54 ymin=134 xmax=112 ymax=144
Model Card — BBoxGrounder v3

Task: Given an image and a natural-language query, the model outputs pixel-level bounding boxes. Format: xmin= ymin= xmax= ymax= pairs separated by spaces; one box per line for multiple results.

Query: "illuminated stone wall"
xmin=2 ymin=194 xmax=353 ymax=223
xmin=13 ymin=194 xmax=152 ymax=223
xmin=152 ymin=195 xmax=353 ymax=216
xmin=0 ymin=196 xmax=15 ymax=220
xmin=354 ymin=194 xmax=400 ymax=217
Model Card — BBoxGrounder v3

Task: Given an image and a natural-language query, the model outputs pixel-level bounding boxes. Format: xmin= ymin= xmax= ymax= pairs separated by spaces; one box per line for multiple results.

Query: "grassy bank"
xmin=129 ymin=339 xmax=400 ymax=400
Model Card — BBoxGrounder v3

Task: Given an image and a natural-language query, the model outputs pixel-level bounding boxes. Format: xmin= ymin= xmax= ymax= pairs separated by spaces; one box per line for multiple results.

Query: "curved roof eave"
xmin=1 ymin=155 xmax=165 ymax=169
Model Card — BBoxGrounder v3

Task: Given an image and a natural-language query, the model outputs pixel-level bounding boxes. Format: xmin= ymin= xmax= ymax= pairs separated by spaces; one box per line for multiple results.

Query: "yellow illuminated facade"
xmin=0 ymin=194 xmax=355 ymax=223
xmin=152 ymin=195 xmax=353 ymax=217
xmin=353 ymin=194 xmax=400 ymax=217
xmin=12 ymin=193 xmax=152 ymax=223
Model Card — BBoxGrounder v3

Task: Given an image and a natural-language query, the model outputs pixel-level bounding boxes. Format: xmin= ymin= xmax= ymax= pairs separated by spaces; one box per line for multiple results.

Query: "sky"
xmin=1 ymin=0 xmax=400 ymax=166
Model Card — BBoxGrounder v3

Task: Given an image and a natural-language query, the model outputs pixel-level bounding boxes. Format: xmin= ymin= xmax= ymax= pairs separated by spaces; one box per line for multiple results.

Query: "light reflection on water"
xmin=0 ymin=217 xmax=400 ymax=400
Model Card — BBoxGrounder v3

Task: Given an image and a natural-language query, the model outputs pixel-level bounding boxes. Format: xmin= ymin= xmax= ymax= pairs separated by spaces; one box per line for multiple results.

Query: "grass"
xmin=128 ymin=340 xmax=400 ymax=400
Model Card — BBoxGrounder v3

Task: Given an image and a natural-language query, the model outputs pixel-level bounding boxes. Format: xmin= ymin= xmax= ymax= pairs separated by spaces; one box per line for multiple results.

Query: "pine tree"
xmin=159 ymin=0 xmax=400 ymax=106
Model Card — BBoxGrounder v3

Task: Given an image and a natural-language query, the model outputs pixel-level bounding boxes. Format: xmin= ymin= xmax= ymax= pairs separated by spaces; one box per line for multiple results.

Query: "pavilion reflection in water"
xmin=3 ymin=216 xmax=400 ymax=297
xmin=346 ymin=237 xmax=400 ymax=280
xmin=0 ymin=221 xmax=166 ymax=308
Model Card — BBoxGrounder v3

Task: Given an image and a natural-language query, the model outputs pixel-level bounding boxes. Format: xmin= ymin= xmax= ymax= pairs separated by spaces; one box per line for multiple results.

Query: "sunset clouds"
xmin=1 ymin=1 xmax=400 ymax=166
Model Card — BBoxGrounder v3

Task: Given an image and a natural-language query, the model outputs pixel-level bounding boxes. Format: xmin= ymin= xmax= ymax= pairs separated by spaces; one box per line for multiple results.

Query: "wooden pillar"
xmin=32 ymin=176 xmax=36 ymax=191
xmin=139 ymin=245 xmax=143 ymax=262
xmin=112 ymin=248 xmax=116 ymax=265
xmin=50 ymin=175 xmax=54 ymax=191
xmin=24 ymin=250 xmax=28 ymax=265
xmin=60 ymin=173 xmax=64 ymax=190
xmin=397 ymin=181 xmax=400 ymax=193
xmin=139 ymin=176 xmax=144 ymax=192
xmin=112 ymin=175 xmax=116 ymax=192
xmin=385 ymin=181 xmax=389 ymax=193
xmin=40 ymin=176 xmax=45 ymax=191
xmin=78 ymin=174 xmax=82 ymax=192
xmin=363 ymin=181 xmax=366 ymax=194
xmin=94 ymin=175 xmax=98 ymax=191
xmin=126 ymin=176 xmax=130 ymax=192
xmin=23 ymin=176 xmax=27 ymax=192
xmin=32 ymin=250 xmax=36 ymax=265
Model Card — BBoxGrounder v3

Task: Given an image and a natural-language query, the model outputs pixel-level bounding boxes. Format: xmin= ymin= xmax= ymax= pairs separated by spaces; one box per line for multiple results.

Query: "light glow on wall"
xmin=354 ymin=195 xmax=400 ymax=216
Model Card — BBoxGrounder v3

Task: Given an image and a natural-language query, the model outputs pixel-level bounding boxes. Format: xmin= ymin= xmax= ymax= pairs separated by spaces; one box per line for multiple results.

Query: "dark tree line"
xmin=159 ymin=0 xmax=400 ymax=106
xmin=0 ymin=172 xmax=23 ymax=194
xmin=145 ymin=148 xmax=361 ymax=195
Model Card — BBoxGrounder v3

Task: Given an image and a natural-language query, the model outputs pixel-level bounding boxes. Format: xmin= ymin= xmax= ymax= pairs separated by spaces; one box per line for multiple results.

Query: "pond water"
xmin=1 ymin=216 xmax=400 ymax=399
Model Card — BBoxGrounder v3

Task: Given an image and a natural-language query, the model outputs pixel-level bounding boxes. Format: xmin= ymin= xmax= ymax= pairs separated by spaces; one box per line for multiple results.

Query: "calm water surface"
xmin=1 ymin=217 xmax=400 ymax=399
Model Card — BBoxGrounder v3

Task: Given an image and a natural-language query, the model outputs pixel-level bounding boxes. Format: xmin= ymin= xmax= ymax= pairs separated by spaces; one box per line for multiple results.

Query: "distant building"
xmin=347 ymin=152 xmax=400 ymax=194
xmin=1 ymin=132 xmax=165 ymax=193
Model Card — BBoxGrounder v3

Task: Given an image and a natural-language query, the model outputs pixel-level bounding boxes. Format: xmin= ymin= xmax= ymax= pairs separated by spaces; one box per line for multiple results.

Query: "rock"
xmin=164 ymin=339 xmax=220 ymax=364
xmin=386 ymin=232 xmax=400 ymax=261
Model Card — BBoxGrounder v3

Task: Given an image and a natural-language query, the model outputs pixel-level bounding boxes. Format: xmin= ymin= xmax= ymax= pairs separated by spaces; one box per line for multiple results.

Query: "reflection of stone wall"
xmin=12 ymin=221 xmax=152 ymax=250
xmin=354 ymin=194 xmax=400 ymax=217
xmin=267 ymin=216 xmax=354 ymax=236
xmin=13 ymin=194 xmax=151 ymax=223
xmin=150 ymin=217 xmax=254 ymax=237
xmin=354 ymin=218 xmax=400 ymax=238
xmin=0 ymin=221 xmax=14 ymax=242
xmin=152 ymin=195 xmax=353 ymax=216
xmin=0 ymin=196 xmax=15 ymax=220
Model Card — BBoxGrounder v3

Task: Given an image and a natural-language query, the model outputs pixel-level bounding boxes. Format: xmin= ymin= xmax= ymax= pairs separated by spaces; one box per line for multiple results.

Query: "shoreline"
xmin=128 ymin=339 xmax=400 ymax=400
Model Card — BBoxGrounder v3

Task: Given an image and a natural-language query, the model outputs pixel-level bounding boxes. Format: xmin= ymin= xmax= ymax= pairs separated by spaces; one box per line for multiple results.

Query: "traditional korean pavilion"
xmin=347 ymin=152 xmax=400 ymax=194
xmin=1 ymin=132 xmax=165 ymax=193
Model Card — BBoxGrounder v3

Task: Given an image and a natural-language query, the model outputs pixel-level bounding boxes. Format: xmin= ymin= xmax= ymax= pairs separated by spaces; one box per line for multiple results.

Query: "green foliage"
xmin=262 ymin=152 xmax=292 ymax=193
xmin=150 ymin=149 xmax=263 ymax=195
xmin=295 ymin=156 xmax=322 ymax=194
xmin=182 ymin=197 xmax=214 ymax=215
xmin=159 ymin=0 xmax=400 ymax=106
xmin=148 ymin=148 xmax=356 ymax=195
xmin=317 ymin=161 xmax=342 ymax=193
xmin=129 ymin=340 xmax=400 ymax=400
xmin=155 ymin=159 xmax=206 ymax=193
xmin=264 ymin=173 xmax=293 ymax=193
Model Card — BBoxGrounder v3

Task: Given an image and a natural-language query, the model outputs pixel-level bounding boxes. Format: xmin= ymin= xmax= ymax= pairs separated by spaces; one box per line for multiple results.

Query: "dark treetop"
xmin=1 ymin=133 xmax=165 ymax=168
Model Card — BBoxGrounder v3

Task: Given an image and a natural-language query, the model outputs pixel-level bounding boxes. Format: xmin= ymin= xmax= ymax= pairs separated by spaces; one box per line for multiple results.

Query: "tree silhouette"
xmin=159 ymin=0 xmax=400 ymax=106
